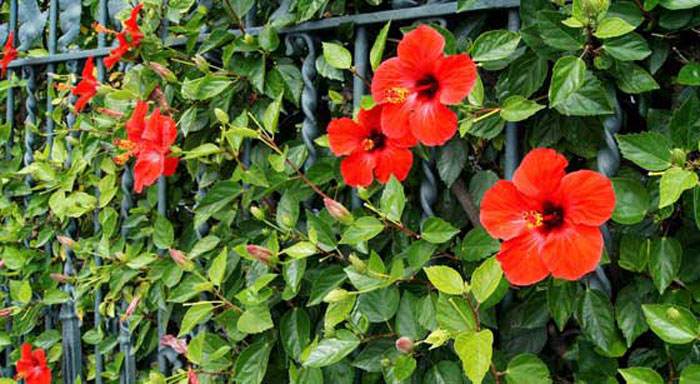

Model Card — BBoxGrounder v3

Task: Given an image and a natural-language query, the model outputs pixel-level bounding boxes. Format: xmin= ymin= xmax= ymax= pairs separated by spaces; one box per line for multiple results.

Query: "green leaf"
xmin=594 ymin=16 xmax=636 ymax=38
xmin=153 ymin=214 xmax=174 ymax=249
xmin=357 ymin=286 xmax=400 ymax=322
xmin=384 ymin=354 xmax=417 ymax=382
xmin=496 ymin=54 xmax=548 ymax=100
xmin=380 ymin=176 xmax=406 ymax=222
xmin=642 ymin=304 xmax=699 ymax=344
xmin=612 ymin=62 xmax=660 ymax=94
xmin=458 ymin=227 xmax=500 ymax=262
xmin=618 ymin=367 xmax=663 ymax=384
xmin=471 ymin=257 xmax=503 ymax=303
xmin=259 ymin=25 xmax=279 ymax=52
xmin=339 ymin=217 xmax=384 ymax=245
xmin=659 ymin=167 xmax=698 ymax=208
xmin=436 ymin=139 xmax=467 ymax=187
xmin=233 ymin=339 xmax=273 ymax=384
xmin=370 ymin=22 xmax=391 ymax=71
xmin=457 ymin=0 xmax=478 ymax=11
xmin=548 ymin=56 xmax=586 ymax=107
xmin=647 ymin=237 xmax=682 ymax=294
xmin=500 ymin=96 xmax=545 ymax=122
xmin=616 ymin=281 xmax=651 ymax=346
xmin=237 ymin=306 xmax=274 ymax=334
xmin=535 ymin=11 xmax=586 ymax=51
xmin=282 ymin=242 xmax=317 ymax=259
xmin=436 ymin=294 xmax=476 ymax=333
xmin=303 ymin=330 xmax=360 ymax=368
xmin=181 ymin=75 xmax=232 ymax=100
xmin=680 ymin=365 xmax=700 ymax=384
xmin=470 ymin=30 xmax=521 ymax=62
xmin=455 ymin=330 xmax=493 ymax=384
xmin=182 ymin=143 xmax=221 ymax=160
xmin=208 ymin=248 xmax=227 ymax=287
xmin=10 ymin=280 xmax=32 ymax=304
xmin=578 ymin=289 xmax=626 ymax=357
xmin=547 ymin=280 xmax=577 ymax=331
xmin=262 ymin=95 xmax=283 ymax=134
xmin=659 ymin=0 xmax=700 ymax=9
xmin=280 ymin=308 xmax=311 ymax=360
xmin=553 ymin=71 xmax=614 ymax=116
xmin=678 ymin=62 xmax=700 ymax=86
xmin=424 ymin=266 xmax=466 ymax=295
xmin=611 ymin=177 xmax=650 ymax=224
xmin=421 ymin=217 xmax=460 ymax=244
xmin=602 ymin=33 xmax=651 ymax=61
xmin=179 ymin=303 xmax=214 ymax=337
xmin=322 ymin=42 xmax=352 ymax=69
xmin=616 ymin=132 xmax=672 ymax=171
xmin=505 ymin=354 xmax=552 ymax=384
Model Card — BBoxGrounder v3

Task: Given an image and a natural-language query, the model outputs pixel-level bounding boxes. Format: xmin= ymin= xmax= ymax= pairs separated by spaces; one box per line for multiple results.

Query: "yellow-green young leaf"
xmin=262 ymin=95 xmax=283 ymax=134
xmin=680 ymin=365 xmax=700 ymax=384
xmin=10 ymin=280 xmax=32 ymax=304
xmin=178 ymin=303 xmax=214 ymax=337
xmin=594 ymin=16 xmax=636 ymax=38
xmin=153 ymin=214 xmax=174 ymax=249
xmin=208 ymin=247 xmax=227 ymax=287
xmin=499 ymin=95 xmax=545 ymax=122
xmin=455 ymin=330 xmax=493 ymax=384
xmin=370 ymin=21 xmax=391 ymax=71
xmin=282 ymin=242 xmax=318 ymax=259
xmin=618 ymin=367 xmax=664 ymax=384
xmin=471 ymin=257 xmax=503 ymax=303
xmin=182 ymin=143 xmax=221 ymax=160
xmin=322 ymin=42 xmax=352 ymax=69
xmin=237 ymin=305 xmax=274 ymax=334
xmin=424 ymin=266 xmax=466 ymax=295
xmin=659 ymin=167 xmax=698 ymax=208
xmin=380 ymin=176 xmax=405 ymax=222
xmin=506 ymin=354 xmax=552 ymax=384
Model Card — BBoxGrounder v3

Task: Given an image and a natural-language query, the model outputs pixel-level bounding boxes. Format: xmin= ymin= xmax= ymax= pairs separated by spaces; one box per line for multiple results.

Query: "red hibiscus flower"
xmin=15 ymin=343 xmax=51 ymax=384
xmin=71 ymin=57 xmax=98 ymax=112
xmin=371 ymin=25 xmax=477 ymax=146
xmin=115 ymin=100 xmax=179 ymax=193
xmin=100 ymin=3 xmax=143 ymax=70
xmin=1 ymin=32 xmax=17 ymax=78
xmin=328 ymin=104 xmax=416 ymax=187
xmin=479 ymin=148 xmax=615 ymax=286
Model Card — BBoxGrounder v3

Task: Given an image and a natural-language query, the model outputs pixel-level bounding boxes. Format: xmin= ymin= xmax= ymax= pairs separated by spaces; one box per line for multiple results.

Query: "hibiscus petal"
xmin=126 ymin=100 xmax=149 ymax=142
xmin=380 ymin=101 xmax=413 ymax=139
xmin=512 ymin=148 xmax=568 ymax=199
xmin=374 ymin=146 xmax=413 ymax=184
xmin=340 ymin=151 xmax=376 ymax=187
xmin=327 ymin=117 xmax=368 ymax=156
xmin=411 ymin=100 xmax=457 ymax=146
xmin=434 ymin=54 xmax=477 ymax=105
xmin=541 ymin=224 xmax=603 ymax=281
xmin=480 ymin=180 xmax=532 ymax=241
xmin=163 ymin=156 xmax=179 ymax=176
xmin=133 ymin=150 xmax=164 ymax=193
xmin=496 ymin=233 xmax=549 ymax=286
xmin=397 ymin=25 xmax=445 ymax=73
xmin=371 ymin=57 xmax=414 ymax=104
xmin=557 ymin=170 xmax=616 ymax=227
xmin=82 ymin=56 xmax=95 ymax=79
xmin=357 ymin=105 xmax=382 ymax=132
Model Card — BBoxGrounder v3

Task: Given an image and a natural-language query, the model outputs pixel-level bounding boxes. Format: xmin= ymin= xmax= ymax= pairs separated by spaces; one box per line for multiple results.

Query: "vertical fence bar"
xmin=296 ymin=34 xmax=318 ymax=171
xmin=350 ymin=26 xmax=368 ymax=209
xmin=93 ymin=0 xmax=108 ymax=381
xmin=156 ymin=0 xmax=170 ymax=375
xmin=503 ymin=9 xmax=519 ymax=180
xmin=119 ymin=165 xmax=136 ymax=382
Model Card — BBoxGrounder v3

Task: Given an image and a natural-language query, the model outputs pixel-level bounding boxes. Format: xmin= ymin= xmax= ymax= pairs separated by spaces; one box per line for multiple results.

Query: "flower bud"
xmin=147 ymin=62 xmax=177 ymax=82
xmin=50 ymin=273 xmax=70 ymax=284
xmin=323 ymin=288 xmax=350 ymax=303
xmin=348 ymin=254 xmax=366 ymax=273
xmin=0 ymin=259 xmax=5 ymax=269
xmin=395 ymin=336 xmax=414 ymax=354
xmin=246 ymin=245 xmax=274 ymax=265
xmin=96 ymin=107 xmax=125 ymax=119
xmin=0 ymin=308 xmax=13 ymax=317
xmin=169 ymin=248 xmax=187 ymax=266
xmin=250 ymin=206 xmax=265 ymax=221
xmin=194 ymin=55 xmax=209 ymax=73
xmin=121 ymin=296 xmax=140 ymax=322
xmin=187 ymin=368 xmax=200 ymax=384
xmin=323 ymin=198 xmax=353 ymax=225
xmin=57 ymin=235 xmax=76 ymax=249
xmin=160 ymin=334 xmax=188 ymax=355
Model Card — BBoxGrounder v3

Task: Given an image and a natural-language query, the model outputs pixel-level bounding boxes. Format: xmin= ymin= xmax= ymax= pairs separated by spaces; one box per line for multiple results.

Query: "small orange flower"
xmin=71 ymin=57 xmax=98 ymax=112
xmin=101 ymin=3 xmax=144 ymax=70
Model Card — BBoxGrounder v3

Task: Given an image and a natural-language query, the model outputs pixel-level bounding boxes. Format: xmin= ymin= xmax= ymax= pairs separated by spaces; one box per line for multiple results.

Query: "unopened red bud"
xmin=147 ymin=62 xmax=176 ymax=82
xmin=50 ymin=273 xmax=70 ymax=283
xmin=0 ymin=308 xmax=13 ymax=317
xmin=395 ymin=336 xmax=414 ymax=354
xmin=187 ymin=368 xmax=200 ymax=384
xmin=246 ymin=245 xmax=274 ymax=265
xmin=96 ymin=107 xmax=125 ymax=119
xmin=323 ymin=198 xmax=353 ymax=224
xmin=160 ymin=334 xmax=188 ymax=355
xmin=57 ymin=235 xmax=75 ymax=248
xmin=168 ymin=248 xmax=187 ymax=266
xmin=0 ymin=259 xmax=5 ymax=269
xmin=121 ymin=296 xmax=140 ymax=322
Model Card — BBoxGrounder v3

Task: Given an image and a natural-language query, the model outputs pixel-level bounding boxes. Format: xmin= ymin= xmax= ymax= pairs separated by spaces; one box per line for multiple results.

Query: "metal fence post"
xmin=504 ymin=9 xmax=519 ymax=180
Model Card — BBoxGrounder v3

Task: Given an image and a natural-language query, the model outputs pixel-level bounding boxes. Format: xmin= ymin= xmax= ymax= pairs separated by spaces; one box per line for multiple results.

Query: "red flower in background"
xmin=115 ymin=100 xmax=179 ymax=193
xmin=15 ymin=343 xmax=51 ymax=384
xmin=480 ymin=148 xmax=615 ymax=286
xmin=1 ymin=32 xmax=17 ymax=78
xmin=371 ymin=25 xmax=477 ymax=146
xmin=99 ymin=3 xmax=144 ymax=69
xmin=71 ymin=57 xmax=98 ymax=112
xmin=328 ymin=104 xmax=416 ymax=187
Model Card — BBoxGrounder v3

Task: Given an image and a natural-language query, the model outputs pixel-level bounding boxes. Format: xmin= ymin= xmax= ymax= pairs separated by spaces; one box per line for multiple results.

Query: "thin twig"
xmin=450 ymin=178 xmax=480 ymax=228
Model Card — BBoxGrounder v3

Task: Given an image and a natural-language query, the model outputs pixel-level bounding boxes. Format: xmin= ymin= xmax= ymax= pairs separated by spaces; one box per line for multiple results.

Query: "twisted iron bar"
xmin=286 ymin=33 xmax=318 ymax=170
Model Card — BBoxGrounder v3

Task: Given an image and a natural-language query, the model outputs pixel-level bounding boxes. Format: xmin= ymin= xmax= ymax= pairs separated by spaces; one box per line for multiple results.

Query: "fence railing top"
xmin=7 ymin=0 xmax=518 ymax=69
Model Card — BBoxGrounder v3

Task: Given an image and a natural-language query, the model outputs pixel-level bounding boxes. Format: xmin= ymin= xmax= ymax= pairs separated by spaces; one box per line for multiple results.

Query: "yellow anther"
xmin=362 ymin=139 xmax=375 ymax=151
xmin=523 ymin=211 xmax=543 ymax=229
xmin=385 ymin=87 xmax=409 ymax=104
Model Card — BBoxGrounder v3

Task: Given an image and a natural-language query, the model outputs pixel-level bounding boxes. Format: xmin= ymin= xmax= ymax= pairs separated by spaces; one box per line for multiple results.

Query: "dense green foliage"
xmin=2 ymin=0 xmax=700 ymax=383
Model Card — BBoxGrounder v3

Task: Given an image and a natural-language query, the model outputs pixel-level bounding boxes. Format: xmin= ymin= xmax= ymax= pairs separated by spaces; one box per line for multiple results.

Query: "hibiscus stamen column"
xmin=504 ymin=9 xmax=519 ymax=180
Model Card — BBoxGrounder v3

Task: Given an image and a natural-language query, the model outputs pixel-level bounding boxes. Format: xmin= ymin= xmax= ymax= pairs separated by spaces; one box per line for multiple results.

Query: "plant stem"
xmin=450 ymin=177 xmax=480 ymax=228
